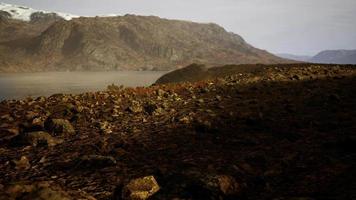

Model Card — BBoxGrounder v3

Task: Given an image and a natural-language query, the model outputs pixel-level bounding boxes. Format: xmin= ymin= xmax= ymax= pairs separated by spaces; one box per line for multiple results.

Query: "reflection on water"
xmin=0 ymin=71 xmax=167 ymax=101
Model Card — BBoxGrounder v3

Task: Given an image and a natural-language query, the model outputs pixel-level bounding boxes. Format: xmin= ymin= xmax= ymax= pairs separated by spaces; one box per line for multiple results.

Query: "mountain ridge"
xmin=277 ymin=49 xmax=356 ymax=64
xmin=0 ymin=4 xmax=290 ymax=72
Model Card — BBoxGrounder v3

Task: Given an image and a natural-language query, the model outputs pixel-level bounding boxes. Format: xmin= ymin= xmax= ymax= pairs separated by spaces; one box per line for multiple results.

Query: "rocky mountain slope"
xmin=0 ymin=64 xmax=356 ymax=199
xmin=0 ymin=4 xmax=289 ymax=72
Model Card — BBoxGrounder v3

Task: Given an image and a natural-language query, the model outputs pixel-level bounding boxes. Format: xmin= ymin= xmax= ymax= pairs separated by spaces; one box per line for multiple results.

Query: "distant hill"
xmin=155 ymin=63 xmax=356 ymax=84
xmin=277 ymin=50 xmax=356 ymax=64
xmin=310 ymin=50 xmax=356 ymax=64
xmin=276 ymin=53 xmax=312 ymax=62
xmin=155 ymin=63 xmax=276 ymax=84
xmin=0 ymin=3 xmax=289 ymax=72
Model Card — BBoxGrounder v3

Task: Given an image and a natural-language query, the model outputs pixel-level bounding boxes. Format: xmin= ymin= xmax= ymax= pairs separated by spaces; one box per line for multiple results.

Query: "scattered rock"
xmin=44 ymin=118 xmax=75 ymax=136
xmin=121 ymin=176 xmax=160 ymax=200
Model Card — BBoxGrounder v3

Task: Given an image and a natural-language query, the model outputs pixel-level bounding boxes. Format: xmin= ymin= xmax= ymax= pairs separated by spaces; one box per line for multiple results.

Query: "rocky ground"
xmin=0 ymin=64 xmax=356 ymax=200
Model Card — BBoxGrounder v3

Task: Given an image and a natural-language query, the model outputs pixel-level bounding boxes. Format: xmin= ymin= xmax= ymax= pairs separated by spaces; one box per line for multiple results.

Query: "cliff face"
xmin=0 ymin=15 xmax=288 ymax=72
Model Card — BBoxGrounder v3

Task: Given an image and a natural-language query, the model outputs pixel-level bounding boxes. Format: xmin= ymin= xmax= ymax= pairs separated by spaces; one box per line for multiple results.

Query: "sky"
xmin=3 ymin=0 xmax=356 ymax=56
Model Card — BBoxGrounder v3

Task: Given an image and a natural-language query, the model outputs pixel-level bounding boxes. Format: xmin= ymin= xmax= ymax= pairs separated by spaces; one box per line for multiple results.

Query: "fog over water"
xmin=0 ymin=71 xmax=166 ymax=100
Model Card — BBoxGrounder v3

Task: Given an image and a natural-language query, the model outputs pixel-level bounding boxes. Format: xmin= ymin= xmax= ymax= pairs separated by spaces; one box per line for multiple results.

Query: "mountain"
xmin=0 ymin=4 xmax=289 ymax=72
xmin=309 ymin=49 xmax=356 ymax=64
xmin=277 ymin=50 xmax=356 ymax=64
xmin=276 ymin=53 xmax=311 ymax=62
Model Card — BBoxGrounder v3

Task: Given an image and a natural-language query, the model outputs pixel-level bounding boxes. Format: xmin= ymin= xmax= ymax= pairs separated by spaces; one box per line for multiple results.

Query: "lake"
xmin=0 ymin=71 xmax=167 ymax=101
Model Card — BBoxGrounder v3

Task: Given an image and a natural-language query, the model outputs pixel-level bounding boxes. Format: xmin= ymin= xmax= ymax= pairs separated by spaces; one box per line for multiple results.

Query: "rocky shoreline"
xmin=0 ymin=64 xmax=356 ymax=199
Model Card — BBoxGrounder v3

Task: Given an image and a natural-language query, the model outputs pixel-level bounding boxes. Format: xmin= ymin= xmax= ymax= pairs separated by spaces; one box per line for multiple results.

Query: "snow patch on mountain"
xmin=0 ymin=2 xmax=78 ymax=21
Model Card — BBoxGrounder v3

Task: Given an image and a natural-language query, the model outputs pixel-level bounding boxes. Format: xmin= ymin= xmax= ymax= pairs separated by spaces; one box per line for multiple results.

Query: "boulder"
xmin=121 ymin=176 xmax=160 ymax=200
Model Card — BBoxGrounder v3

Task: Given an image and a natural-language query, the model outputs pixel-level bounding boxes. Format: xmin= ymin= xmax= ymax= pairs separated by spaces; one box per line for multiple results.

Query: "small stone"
xmin=122 ymin=176 xmax=160 ymax=200
xmin=99 ymin=121 xmax=113 ymax=134
xmin=12 ymin=156 xmax=30 ymax=170
xmin=44 ymin=118 xmax=75 ymax=136
xmin=32 ymin=117 xmax=44 ymax=127
xmin=197 ymin=99 xmax=204 ymax=103
xmin=292 ymin=74 xmax=301 ymax=80
xmin=179 ymin=116 xmax=190 ymax=124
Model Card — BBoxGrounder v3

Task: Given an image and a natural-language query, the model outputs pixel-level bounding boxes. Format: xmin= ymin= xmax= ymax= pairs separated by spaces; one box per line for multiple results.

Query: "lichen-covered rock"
xmin=122 ymin=176 xmax=160 ymax=200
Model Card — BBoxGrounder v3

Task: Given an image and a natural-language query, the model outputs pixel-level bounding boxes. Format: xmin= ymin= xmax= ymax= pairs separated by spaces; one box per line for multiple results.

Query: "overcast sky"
xmin=3 ymin=0 xmax=356 ymax=55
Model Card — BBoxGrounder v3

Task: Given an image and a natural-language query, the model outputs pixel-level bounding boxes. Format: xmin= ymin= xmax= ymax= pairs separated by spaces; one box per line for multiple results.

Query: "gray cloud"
xmin=3 ymin=0 xmax=356 ymax=55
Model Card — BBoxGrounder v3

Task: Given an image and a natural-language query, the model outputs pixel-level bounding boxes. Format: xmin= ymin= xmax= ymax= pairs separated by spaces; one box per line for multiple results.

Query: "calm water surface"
xmin=0 ymin=71 xmax=167 ymax=101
